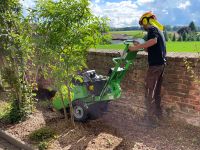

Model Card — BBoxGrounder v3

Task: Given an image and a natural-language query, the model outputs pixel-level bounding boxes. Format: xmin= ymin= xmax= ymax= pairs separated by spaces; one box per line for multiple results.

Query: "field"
xmin=99 ymin=30 xmax=200 ymax=52
xmin=95 ymin=42 xmax=200 ymax=52
xmin=110 ymin=30 xmax=145 ymax=38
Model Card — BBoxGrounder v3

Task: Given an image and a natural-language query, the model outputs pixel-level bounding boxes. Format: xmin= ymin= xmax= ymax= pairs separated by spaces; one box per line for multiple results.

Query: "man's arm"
xmin=129 ymin=38 xmax=157 ymax=51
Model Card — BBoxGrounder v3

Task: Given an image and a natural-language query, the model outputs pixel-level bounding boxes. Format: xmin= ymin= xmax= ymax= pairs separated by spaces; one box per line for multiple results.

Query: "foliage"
xmin=177 ymin=27 xmax=191 ymax=35
xmin=177 ymin=22 xmax=199 ymax=41
xmin=167 ymin=32 xmax=173 ymax=41
xmin=0 ymin=100 xmax=11 ymax=122
xmin=38 ymin=141 xmax=49 ymax=150
xmin=30 ymin=0 xmax=109 ymax=125
xmin=197 ymin=36 xmax=200 ymax=41
xmin=172 ymin=33 xmax=176 ymax=41
xmin=164 ymin=31 xmax=168 ymax=41
xmin=8 ymin=100 xmax=24 ymax=123
xmin=0 ymin=0 xmax=35 ymax=123
xmin=164 ymin=25 xmax=173 ymax=31
xmin=29 ymin=127 xmax=56 ymax=142
xmin=178 ymin=36 xmax=182 ymax=41
xmin=189 ymin=21 xmax=197 ymax=32
xmin=182 ymin=32 xmax=187 ymax=41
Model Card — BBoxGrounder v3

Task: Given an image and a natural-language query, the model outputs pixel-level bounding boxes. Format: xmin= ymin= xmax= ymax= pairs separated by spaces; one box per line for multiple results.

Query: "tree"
xmin=164 ymin=31 xmax=168 ymax=41
xmin=189 ymin=21 xmax=197 ymax=32
xmin=172 ymin=33 xmax=176 ymax=41
xmin=164 ymin=25 xmax=172 ymax=31
xmin=31 ymin=0 xmax=109 ymax=126
xmin=177 ymin=27 xmax=191 ymax=36
xmin=178 ymin=36 xmax=182 ymax=41
xmin=182 ymin=32 xmax=187 ymax=41
xmin=0 ymin=0 xmax=35 ymax=122
xmin=197 ymin=36 xmax=200 ymax=41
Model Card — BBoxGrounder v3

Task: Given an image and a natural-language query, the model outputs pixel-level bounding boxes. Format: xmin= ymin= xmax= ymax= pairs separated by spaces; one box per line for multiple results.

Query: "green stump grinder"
xmin=52 ymin=39 xmax=143 ymax=122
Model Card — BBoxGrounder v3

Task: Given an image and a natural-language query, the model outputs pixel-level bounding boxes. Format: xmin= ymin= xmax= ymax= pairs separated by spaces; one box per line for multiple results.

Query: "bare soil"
xmin=1 ymin=99 xmax=200 ymax=150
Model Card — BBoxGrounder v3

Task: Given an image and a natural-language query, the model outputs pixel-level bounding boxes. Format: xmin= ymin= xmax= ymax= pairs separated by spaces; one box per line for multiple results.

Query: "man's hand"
xmin=129 ymin=38 xmax=157 ymax=52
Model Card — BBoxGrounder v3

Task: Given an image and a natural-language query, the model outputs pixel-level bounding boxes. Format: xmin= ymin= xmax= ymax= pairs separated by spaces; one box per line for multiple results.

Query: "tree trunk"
xmin=60 ymin=90 xmax=68 ymax=122
xmin=67 ymin=85 xmax=75 ymax=127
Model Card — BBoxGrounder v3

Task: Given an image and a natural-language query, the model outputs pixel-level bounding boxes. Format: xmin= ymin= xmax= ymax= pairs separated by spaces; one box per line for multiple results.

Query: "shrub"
xmin=38 ymin=141 xmax=49 ymax=150
xmin=29 ymin=127 xmax=56 ymax=142
xmin=0 ymin=101 xmax=11 ymax=123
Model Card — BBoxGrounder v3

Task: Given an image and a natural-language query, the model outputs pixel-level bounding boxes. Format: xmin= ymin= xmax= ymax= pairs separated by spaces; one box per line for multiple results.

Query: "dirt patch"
xmin=1 ymin=99 xmax=200 ymax=150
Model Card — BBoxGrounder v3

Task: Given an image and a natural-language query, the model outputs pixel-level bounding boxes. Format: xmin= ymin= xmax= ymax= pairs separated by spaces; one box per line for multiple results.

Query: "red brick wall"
xmin=87 ymin=49 xmax=200 ymax=125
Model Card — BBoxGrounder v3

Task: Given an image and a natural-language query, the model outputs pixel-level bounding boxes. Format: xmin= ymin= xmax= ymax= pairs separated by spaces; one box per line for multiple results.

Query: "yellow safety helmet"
xmin=139 ymin=11 xmax=164 ymax=31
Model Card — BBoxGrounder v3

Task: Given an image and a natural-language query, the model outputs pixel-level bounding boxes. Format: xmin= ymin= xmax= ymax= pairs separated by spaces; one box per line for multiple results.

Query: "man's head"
xmin=139 ymin=11 xmax=164 ymax=31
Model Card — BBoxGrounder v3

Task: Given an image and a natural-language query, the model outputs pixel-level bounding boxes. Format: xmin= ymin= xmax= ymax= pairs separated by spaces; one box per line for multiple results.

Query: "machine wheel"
xmin=72 ymin=100 xmax=88 ymax=122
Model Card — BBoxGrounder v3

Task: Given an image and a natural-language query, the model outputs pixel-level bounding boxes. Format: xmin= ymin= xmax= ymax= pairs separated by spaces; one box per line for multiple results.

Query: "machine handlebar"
xmin=123 ymin=40 xmax=134 ymax=45
xmin=113 ymin=57 xmax=122 ymax=64
xmin=112 ymin=39 xmax=145 ymax=64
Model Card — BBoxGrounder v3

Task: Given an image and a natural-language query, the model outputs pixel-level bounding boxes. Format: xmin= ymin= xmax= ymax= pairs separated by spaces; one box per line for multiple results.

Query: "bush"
xmin=8 ymin=100 xmax=24 ymax=123
xmin=0 ymin=101 xmax=11 ymax=123
xmin=29 ymin=127 xmax=56 ymax=142
xmin=178 ymin=36 xmax=182 ymax=41
xmin=38 ymin=141 xmax=49 ymax=150
xmin=172 ymin=33 xmax=176 ymax=41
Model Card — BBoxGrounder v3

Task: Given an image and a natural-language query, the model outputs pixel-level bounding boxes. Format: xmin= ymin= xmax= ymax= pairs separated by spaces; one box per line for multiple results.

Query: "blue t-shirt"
xmin=147 ymin=26 xmax=166 ymax=66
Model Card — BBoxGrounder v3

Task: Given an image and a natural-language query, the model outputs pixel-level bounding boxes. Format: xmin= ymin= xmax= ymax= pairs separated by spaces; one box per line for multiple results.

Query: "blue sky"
xmin=20 ymin=0 xmax=200 ymax=28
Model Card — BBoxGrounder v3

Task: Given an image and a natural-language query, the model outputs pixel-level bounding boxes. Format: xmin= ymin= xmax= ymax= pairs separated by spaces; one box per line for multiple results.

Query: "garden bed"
xmin=1 ymin=98 xmax=200 ymax=150
xmin=2 ymin=68 xmax=200 ymax=150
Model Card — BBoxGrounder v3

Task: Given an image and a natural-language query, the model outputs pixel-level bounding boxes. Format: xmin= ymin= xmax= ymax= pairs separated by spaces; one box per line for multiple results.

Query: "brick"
xmin=177 ymin=102 xmax=196 ymax=113
xmin=195 ymin=106 xmax=200 ymax=111
xmin=171 ymin=96 xmax=181 ymax=102
xmin=190 ymin=100 xmax=200 ymax=106
xmin=167 ymin=91 xmax=187 ymax=97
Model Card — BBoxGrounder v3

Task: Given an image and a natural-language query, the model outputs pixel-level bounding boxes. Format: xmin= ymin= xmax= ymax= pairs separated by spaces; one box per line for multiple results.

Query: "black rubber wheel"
xmin=72 ymin=100 xmax=88 ymax=122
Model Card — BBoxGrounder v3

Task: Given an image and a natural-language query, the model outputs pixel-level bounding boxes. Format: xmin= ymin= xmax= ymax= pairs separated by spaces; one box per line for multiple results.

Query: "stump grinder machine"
xmin=52 ymin=39 xmax=144 ymax=122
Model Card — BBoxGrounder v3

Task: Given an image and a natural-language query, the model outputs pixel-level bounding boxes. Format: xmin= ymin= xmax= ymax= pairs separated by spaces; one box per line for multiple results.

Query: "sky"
xmin=20 ymin=0 xmax=200 ymax=28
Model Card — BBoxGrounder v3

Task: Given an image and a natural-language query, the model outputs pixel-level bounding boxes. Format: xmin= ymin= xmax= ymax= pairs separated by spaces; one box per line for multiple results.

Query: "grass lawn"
xmin=110 ymin=30 xmax=145 ymax=38
xmin=94 ymin=42 xmax=200 ymax=52
xmin=166 ymin=42 xmax=200 ymax=52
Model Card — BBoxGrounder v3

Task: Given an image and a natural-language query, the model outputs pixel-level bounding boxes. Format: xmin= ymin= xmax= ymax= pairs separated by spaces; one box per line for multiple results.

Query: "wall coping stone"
xmin=89 ymin=49 xmax=200 ymax=58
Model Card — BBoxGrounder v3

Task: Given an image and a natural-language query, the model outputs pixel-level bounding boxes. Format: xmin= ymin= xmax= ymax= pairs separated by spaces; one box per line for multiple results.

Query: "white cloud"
xmin=162 ymin=9 xmax=168 ymax=14
xmin=90 ymin=0 xmax=144 ymax=27
xmin=95 ymin=0 xmax=101 ymax=3
xmin=177 ymin=1 xmax=191 ymax=9
xmin=20 ymin=0 xmax=35 ymax=9
xmin=136 ymin=0 xmax=155 ymax=5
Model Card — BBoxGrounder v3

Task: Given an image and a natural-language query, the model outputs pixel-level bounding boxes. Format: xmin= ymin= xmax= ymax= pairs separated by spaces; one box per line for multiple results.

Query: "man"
xmin=129 ymin=11 xmax=166 ymax=126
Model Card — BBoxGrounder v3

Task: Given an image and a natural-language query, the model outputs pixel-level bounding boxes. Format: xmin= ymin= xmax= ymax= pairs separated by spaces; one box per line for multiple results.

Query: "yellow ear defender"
xmin=142 ymin=17 xmax=148 ymax=25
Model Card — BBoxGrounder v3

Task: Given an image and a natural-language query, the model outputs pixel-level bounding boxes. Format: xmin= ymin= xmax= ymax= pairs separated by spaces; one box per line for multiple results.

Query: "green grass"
xmin=110 ymin=30 xmax=145 ymax=37
xmin=94 ymin=42 xmax=200 ymax=52
xmin=167 ymin=42 xmax=200 ymax=52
